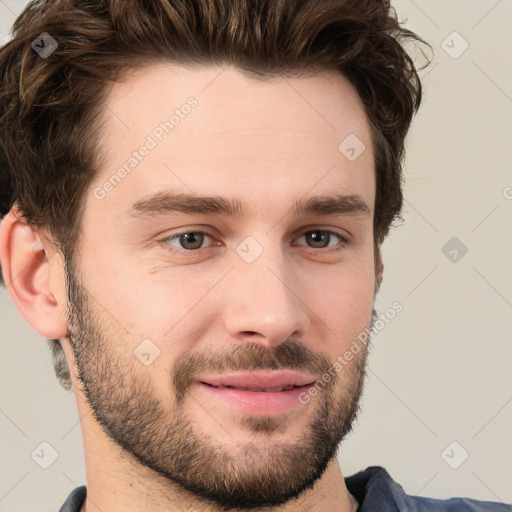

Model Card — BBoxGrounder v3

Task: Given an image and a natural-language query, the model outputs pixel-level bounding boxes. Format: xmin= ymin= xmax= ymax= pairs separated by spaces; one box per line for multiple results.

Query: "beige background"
xmin=1 ymin=1 xmax=511 ymax=511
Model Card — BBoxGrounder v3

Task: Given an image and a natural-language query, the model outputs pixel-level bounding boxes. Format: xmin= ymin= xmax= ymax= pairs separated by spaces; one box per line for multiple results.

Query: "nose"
xmin=221 ymin=245 xmax=310 ymax=348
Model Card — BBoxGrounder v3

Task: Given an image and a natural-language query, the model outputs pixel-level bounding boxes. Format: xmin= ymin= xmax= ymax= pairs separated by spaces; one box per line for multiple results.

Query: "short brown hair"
xmin=0 ymin=0 xmax=431 ymax=390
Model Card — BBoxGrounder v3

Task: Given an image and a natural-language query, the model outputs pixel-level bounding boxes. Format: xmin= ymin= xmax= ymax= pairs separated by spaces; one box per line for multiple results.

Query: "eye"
xmin=163 ymin=231 xmax=215 ymax=252
xmin=160 ymin=228 xmax=349 ymax=255
xmin=292 ymin=230 xmax=348 ymax=250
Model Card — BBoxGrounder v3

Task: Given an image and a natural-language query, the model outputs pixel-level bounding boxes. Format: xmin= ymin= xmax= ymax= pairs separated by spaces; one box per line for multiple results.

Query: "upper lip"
xmin=197 ymin=370 xmax=317 ymax=390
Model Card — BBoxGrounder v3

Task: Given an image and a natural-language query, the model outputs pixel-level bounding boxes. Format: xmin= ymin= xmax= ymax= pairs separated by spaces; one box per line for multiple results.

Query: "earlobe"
xmin=0 ymin=208 xmax=68 ymax=340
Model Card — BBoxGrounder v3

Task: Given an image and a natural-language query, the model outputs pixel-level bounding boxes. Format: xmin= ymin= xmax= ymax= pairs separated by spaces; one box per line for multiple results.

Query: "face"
xmin=65 ymin=63 xmax=378 ymax=510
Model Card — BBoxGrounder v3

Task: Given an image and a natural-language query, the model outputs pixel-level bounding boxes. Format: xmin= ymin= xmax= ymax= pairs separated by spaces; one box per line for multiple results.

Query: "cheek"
xmin=303 ymin=259 xmax=375 ymax=341
xmin=94 ymin=263 xmax=218 ymax=355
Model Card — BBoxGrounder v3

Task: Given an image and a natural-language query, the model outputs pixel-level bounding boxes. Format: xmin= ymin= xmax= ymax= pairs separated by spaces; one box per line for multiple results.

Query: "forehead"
xmin=89 ymin=62 xmax=375 ymax=220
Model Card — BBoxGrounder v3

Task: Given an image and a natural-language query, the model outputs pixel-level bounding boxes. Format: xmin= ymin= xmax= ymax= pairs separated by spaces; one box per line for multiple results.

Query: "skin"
xmin=0 ymin=63 xmax=383 ymax=511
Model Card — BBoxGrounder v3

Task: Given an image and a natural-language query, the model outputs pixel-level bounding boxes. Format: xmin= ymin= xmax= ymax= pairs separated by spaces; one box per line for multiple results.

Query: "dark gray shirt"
xmin=58 ymin=466 xmax=512 ymax=511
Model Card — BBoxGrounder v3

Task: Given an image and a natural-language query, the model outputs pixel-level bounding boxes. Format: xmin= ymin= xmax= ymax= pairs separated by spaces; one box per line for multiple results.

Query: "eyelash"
xmin=160 ymin=228 xmax=350 ymax=255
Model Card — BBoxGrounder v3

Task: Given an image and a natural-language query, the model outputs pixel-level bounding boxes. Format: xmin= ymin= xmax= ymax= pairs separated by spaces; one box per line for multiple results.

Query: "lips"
xmin=198 ymin=370 xmax=316 ymax=393
xmin=203 ymin=383 xmax=299 ymax=392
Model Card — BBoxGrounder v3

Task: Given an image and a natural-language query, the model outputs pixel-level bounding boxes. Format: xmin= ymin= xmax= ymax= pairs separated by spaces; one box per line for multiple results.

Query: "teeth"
xmin=257 ymin=387 xmax=284 ymax=392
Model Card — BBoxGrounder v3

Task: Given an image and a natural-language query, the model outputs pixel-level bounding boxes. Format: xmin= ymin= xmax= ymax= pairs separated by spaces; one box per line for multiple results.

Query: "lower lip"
xmin=196 ymin=382 xmax=312 ymax=415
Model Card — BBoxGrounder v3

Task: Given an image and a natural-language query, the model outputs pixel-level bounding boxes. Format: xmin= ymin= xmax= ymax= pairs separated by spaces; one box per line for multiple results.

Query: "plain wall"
xmin=0 ymin=1 xmax=511 ymax=511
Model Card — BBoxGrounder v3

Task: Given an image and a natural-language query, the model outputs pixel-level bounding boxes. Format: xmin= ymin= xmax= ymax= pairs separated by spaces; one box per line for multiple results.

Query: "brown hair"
xmin=0 ymin=0 xmax=431 ymax=390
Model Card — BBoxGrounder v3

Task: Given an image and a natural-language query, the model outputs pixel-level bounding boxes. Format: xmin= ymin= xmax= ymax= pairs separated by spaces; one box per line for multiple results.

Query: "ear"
xmin=0 ymin=207 xmax=68 ymax=339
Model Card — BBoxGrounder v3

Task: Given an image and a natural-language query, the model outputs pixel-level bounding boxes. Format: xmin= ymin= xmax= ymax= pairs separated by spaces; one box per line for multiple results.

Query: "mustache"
xmin=170 ymin=339 xmax=335 ymax=403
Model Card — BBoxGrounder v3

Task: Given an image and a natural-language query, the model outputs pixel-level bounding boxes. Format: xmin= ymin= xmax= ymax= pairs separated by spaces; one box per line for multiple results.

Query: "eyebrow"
xmin=126 ymin=191 xmax=371 ymax=220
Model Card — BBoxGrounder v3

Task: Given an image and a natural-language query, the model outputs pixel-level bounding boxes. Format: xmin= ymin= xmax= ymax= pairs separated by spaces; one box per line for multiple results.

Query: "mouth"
xmin=201 ymin=382 xmax=308 ymax=392
xmin=197 ymin=370 xmax=317 ymax=391
xmin=194 ymin=371 xmax=317 ymax=415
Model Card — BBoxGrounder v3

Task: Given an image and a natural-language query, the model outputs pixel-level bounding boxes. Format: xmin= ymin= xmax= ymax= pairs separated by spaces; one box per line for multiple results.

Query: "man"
xmin=0 ymin=0 xmax=510 ymax=511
